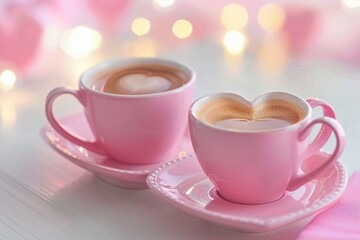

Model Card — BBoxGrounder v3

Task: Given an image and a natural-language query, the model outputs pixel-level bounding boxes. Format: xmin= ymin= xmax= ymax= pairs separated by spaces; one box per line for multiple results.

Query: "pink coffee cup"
xmin=46 ymin=58 xmax=196 ymax=164
xmin=189 ymin=92 xmax=345 ymax=204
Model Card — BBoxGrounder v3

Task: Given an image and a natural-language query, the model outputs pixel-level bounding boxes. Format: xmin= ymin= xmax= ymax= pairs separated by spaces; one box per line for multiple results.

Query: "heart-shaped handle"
xmin=304 ymin=98 xmax=336 ymax=159
xmin=287 ymin=117 xmax=345 ymax=191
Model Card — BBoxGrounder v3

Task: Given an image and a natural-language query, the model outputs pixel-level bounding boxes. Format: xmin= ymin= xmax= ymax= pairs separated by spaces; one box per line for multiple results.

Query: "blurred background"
xmin=1 ymin=0 xmax=360 ymax=80
xmin=1 ymin=0 xmax=360 ymax=131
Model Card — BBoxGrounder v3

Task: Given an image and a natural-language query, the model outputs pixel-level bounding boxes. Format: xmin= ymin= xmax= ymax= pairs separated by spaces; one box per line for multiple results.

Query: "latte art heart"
xmin=98 ymin=65 xmax=187 ymax=95
xmin=119 ymin=74 xmax=172 ymax=94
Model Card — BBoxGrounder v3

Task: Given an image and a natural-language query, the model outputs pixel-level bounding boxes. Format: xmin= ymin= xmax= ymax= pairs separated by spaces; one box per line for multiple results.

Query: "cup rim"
xmin=189 ymin=91 xmax=312 ymax=133
xmin=79 ymin=57 xmax=196 ymax=98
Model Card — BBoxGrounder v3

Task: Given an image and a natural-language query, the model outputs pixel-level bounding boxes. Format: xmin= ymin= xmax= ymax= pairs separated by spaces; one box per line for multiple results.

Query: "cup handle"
xmin=305 ymin=98 xmax=336 ymax=159
xmin=45 ymin=87 xmax=107 ymax=155
xmin=286 ymin=117 xmax=345 ymax=191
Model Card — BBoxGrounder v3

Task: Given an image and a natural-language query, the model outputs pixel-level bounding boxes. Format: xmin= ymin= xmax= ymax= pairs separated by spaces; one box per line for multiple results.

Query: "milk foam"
xmin=118 ymin=74 xmax=172 ymax=94
xmin=197 ymin=98 xmax=305 ymax=130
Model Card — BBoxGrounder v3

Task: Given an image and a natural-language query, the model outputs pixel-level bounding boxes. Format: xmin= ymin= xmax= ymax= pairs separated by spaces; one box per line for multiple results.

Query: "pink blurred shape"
xmin=85 ymin=0 xmax=130 ymax=31
xmin=282 ymin=6 xmax=321 ymax=56
xmin=297 ymin=172 xmax=360 ymax=240
xmin=0 ymin=5 xmax=43 ymax=71
xmin=313 ymin=12 xmax=360 ymax=66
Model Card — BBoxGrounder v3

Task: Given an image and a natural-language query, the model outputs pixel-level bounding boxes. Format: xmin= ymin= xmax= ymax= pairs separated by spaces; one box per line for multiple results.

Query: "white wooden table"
xmin=1 ymin=36 xmax=360 ymax=240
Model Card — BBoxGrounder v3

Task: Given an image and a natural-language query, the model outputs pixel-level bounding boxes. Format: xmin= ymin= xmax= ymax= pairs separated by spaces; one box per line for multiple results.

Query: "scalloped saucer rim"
xmin=146 ymin=152 xmax=348 ymax=232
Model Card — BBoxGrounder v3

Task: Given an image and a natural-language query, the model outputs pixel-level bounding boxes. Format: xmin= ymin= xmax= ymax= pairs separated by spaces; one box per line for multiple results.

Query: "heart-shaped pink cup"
xmin=189 ymin=92 xmax=345 ymax=204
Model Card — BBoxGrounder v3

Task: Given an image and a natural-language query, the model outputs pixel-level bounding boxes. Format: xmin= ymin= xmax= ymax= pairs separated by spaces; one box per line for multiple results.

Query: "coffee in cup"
xmin=91 ymin=64 xmax=188 ymax=95
xmin=196 ymin=97 xmax=305 ymax=131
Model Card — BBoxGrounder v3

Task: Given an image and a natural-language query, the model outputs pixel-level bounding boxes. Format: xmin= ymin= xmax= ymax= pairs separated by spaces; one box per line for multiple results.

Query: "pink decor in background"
xmin=281 ymin=5 xmax=321 ymax=56
xmin=1 ymin=0 xmax=360 ymax=72
xmin=0 ymin=4 xmax=43 ymax=71
xmin=313 ymin=11 xmax=360 ymax=66
xmin=85 ymin=0 xmax=130 ymax=32
xmin=296 ymin=172 xmax=360 ymax=239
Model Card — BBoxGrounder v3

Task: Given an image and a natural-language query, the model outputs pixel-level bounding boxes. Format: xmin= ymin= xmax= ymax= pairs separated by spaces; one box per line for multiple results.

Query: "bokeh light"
xmin=220 ymin=3 xmax=248 ymax=30
xmin=343 ymin=0 xmax=360 ymax=8
xmin=153 ymin=0 xmax=175 ymax=7
xmin=60 ymin=26 xmax=102 ymax=60
xmin=258 ymin=3 xmax=286 ymax=33
xmin=132 ymin=18 xmax=151 ymax=36
xmin=43 ymin=23 xmax=63 ymax=51
xmin=257 ymin=36 xmax=288 ymax=75
xmin=172 ymin=19 xmax=193 ymax=39
xmin=223 ymin=31 xmax=246 ymax=55
xmin=178 ymin=151 xmax=187 ymax=159
xmin=132 ymin=39 xmax=157 ymax=57
xmin=0 ymin=90 xmax=32 ymax=129
xmin=0 ymin=69 xmax=17 ymax=91
xmin=1 ymin=103 xmax=16 ymax=129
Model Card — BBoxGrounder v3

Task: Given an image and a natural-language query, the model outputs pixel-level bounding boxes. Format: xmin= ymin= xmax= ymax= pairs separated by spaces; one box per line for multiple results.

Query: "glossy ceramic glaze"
xmin=42 ymin=112 xmax=194 ymax=188
xmin=46 ymin=58 xmax=195 ymax=164
xmin=189 ymin=92 xmax=345 ymax=204
xmin=146 ymin=152 xmax=347 ymax=232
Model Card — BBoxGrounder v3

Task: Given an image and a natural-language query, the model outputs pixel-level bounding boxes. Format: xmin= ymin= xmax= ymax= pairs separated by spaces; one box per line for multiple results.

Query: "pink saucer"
xmin=146 ymin=152 xmax=347 ymax=232
xmin=41 ymin=112 xmax=193 ymax=188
